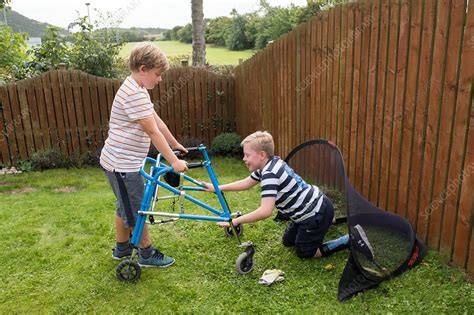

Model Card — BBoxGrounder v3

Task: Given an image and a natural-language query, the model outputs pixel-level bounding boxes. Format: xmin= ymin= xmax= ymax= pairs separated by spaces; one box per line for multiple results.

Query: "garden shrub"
xmin=30 ymin=150 xmax=70 ymax=170
xmin=210 ymin=132 xmax=242 ymax=157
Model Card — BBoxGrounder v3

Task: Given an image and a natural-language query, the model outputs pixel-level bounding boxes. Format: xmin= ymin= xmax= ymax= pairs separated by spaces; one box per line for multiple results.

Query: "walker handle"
xmin=187 ymin=162 xmax=204 ymax=169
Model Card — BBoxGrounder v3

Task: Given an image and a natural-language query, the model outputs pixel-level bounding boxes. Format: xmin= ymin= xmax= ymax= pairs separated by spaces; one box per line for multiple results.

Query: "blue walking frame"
xmin=115 ymin=145 xmax=255 ymax=282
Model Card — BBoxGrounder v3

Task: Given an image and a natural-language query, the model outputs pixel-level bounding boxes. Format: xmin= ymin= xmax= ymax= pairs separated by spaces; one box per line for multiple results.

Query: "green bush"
xmin=210 ymin=132 xmax=242 ymax=157
xmin=30 ymin=150 xmax=70 ymax=170
xmin=21 ymin=149 xmax=99 ymax=171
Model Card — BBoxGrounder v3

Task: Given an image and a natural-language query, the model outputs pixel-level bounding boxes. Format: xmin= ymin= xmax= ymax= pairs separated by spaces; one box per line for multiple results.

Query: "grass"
xmin=0 ymin=157 xmax=472 ymax=313
xmin=120 ymin=40 xmax=256 ymax=65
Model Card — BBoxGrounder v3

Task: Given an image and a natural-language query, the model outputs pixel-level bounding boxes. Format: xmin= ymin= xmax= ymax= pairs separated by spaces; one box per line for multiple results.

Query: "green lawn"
xmin=120 ymin=40 xmax=256 ymax=65
xmin=0 ymin=158 xmax=472 ymax=313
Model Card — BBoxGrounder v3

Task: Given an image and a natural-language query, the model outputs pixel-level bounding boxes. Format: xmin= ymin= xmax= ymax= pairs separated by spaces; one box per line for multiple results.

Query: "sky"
xmin=8 ymin=0 xmax=308 ymax=29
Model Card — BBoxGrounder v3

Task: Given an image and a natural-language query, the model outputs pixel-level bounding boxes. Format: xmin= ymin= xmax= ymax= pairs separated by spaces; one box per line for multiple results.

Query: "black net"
xmin=284 ymin=140 xmax=348 ymax=222
xmin=284 ymin=139 xmax=426 ymax=301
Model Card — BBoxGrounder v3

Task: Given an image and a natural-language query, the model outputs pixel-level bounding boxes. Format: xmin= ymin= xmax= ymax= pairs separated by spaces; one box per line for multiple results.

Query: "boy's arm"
xmin=203 ymin=176 xmax=258 ymax=192
xmin=153 ymin=112 xmax=186 ymax=152
xmin=138 ymin=116 xmax=188 ymax=172
xmin=219 ymin=197 xmax=275 ymax=226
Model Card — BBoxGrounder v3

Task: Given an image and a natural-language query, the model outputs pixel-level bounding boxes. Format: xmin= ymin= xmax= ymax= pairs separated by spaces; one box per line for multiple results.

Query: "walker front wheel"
xmin=235 ymin=251 xmax=254 ymax=275
xmin=116 ymin=259 xmax=141 ymax=282
xmin=225 ymin=224 xmax=244 ymax=237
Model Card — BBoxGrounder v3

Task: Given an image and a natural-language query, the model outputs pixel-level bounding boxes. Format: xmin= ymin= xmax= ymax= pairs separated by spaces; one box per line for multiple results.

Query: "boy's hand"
xmin=202 ymin=182 xmax=215 ymax=192
xmin=173 ymin=143 xmax=188 ymax=155
xmin=217 ymin=219 xmax=240 ymax=228
xmin=217 ymin=221 xmax=230 ymax=228
xmin=171 ymin=159 xmax=188 ymax=172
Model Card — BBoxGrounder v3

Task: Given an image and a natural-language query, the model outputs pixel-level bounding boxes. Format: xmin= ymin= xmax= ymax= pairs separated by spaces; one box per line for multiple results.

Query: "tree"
xmin=0 ymin=0 xmax=10 ymax=9
xmin=177 ymin=23 xmax=192 ymax=43
xmin=0 ymin=24 xmax=28 ymax=80
xmin=29 ymin=26 xmax=69 ymax=72
xmin=206 ymin=16 xmax=231 ymax=46
xmin=68 ymin=16 xmax=124 ymax=78
xmin=225 ymin=10 xmax=251 ymax=51
xmin=191 ymin=0 xmax=206 ymax=66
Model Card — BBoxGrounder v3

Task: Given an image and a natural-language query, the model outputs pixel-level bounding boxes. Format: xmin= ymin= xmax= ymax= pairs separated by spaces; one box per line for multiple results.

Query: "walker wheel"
xmin=225 ymin=224 xmax=243 ymax=237
xmin=235 ymin=251 xmax=254 ymax=275
xmin=116 ymin=259 xmax=141 ymax=282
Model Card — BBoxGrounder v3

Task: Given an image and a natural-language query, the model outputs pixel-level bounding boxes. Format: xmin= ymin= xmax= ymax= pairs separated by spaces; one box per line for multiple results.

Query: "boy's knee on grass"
xmin=295 ymin=245 xmax=318 ymax=259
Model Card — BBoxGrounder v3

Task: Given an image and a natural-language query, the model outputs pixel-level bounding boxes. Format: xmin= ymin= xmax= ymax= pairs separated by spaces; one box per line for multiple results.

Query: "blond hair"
xmin=241 ymin=131 xmax=275 ymax=156
xmin=129 ymin=43 xmax=169 ymax=72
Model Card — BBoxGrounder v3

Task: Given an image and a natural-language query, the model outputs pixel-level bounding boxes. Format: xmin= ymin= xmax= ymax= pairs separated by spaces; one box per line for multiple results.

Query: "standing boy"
xmin=100 ymin=43 xmax=188 ymax=268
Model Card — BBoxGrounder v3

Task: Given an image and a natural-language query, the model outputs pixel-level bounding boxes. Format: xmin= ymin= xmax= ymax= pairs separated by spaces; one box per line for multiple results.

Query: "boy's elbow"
xmin=262 ymin=207 xmax=273 ymax=218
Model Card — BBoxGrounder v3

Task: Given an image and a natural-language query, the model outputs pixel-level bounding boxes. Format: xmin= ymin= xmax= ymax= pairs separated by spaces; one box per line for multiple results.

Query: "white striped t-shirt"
xmin=250 ymin=156 xmax=323 ymax=223
xmin=100 ymin=76 xmax=155 ymax=172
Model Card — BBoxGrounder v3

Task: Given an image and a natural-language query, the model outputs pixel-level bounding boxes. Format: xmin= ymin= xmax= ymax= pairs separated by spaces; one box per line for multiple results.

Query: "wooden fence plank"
xmin=49 ymin=71 xmax=69 ymax=153
xmin=16 ymin=80 xmax=36 ymax=156
xmin=406 ymin=0 xmax=436 ymax=230
xmin=331 ymin=5 xmax=341 ymax=146
xmin=387 ymin=0 xmax=410 ymax=216
xmin=195 ymin=69 xmax=204 ymax=141
xmin=60 ymin=70 xmax=79 ymax=153
xmin=7 ymin=83 xmax=27 ymax=159
xmin=325 ymin=7 xmax=334 ymax=143
xmin=187 ymin=68 xmax=197 ymax=138
xmin=0 ymin=86 xmax=12 ymax=164
xmin=343 ymin=4 xmax=355 ymax=184
xmin=33 ymin=75 xmax=51 ymax=150
xmin=370 ymin=0 xmax=390 ymax=206
xmin=451 ymin=0 xmax=474 ymax=268
xmin=436 ymin=0 xmax=470 ymax=256
xmin=378 ymin=0 xmax=400 ymax=211
xmin=337 ymin=4 xmax=348 ymax=154
xmin=71 ymin=71 xmax=88 ymax=152
xmin=88 ymin=75 xmax=104 ymax=148
xmin=417 ymin=0 xmax=450 ymax=245
xmin=25 ymin=77 xmax=44 ymax=151
xmin=349 ymin=3 xmax=362 ymax=184
xmin=97 ymin=77 xmax=110 ymax=144
xmin=362 ymin=0 xmax=381 ymax=199
xmin=80 ymin=73 xmax=94 ymax=151
xmin=355 ymin=1 xmax=372 ymax=193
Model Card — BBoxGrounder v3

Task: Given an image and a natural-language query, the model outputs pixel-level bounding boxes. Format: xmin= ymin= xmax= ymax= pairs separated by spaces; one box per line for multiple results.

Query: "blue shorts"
xmin=282 ymin=196 xmax=334 ymax=258
xmin=103 ymin=169 xmax=144 ymax=228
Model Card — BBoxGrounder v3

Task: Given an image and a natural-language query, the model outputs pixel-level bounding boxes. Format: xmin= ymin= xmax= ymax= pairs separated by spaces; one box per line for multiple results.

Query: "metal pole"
xmin=85 ymin=2 xmax=91 ymax=24
xmin=3 ymin=7 xmax=7 ymax=25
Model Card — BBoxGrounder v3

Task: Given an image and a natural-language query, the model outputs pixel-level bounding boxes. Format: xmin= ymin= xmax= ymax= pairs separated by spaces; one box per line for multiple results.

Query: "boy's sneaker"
xmin=112 ymin=246 xmax=133 ymax=260
xmin=350 ymin=224 xmax=375 ymax=261
xmin=138 ymin=248 xmax=175 ymax=268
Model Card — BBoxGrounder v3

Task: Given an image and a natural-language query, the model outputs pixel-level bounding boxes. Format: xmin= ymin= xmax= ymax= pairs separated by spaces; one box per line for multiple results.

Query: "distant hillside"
xmin=127 ymin=27 xmax=169 ymax=34
xmin=1 ymin=8 xmax=68 ymax=37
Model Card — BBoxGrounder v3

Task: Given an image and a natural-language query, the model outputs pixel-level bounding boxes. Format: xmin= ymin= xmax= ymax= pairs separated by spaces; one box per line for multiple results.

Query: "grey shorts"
xmin=103 ymin=169 xmax=145 ymax=228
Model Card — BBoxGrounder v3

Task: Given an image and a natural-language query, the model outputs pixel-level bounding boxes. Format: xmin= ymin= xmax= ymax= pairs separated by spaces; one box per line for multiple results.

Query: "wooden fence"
xmin=234 ymin=0 xmax=474 ymax=274
xmin=0 ymin=68 xmax=235 ymax=165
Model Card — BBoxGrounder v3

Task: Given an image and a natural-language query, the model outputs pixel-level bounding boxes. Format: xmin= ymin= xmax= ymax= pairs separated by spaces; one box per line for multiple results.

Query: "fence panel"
xmin=234 ymin=0 xmax=474 ymax=274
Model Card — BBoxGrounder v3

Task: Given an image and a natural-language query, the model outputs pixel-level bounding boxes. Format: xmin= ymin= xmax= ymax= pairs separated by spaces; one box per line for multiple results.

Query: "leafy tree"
xmin=225 ymin=10 xmax=251 ymax=51
xmin=28 ymin=26 xmax=69 ymax=72
xmin=68 ymin=16 xmax=124 ymax=78
xmin=206 ymin=16 xmax=231 ymax=47
xmin=0 ymin=0 xmax=10 ymax=9
xmin=162 ymin=30 xmax=172 ymax=40
xmin=177 ymin=23 xmax=192 ymax=44
xmin=171 ymin=26 xmax=183 ymax=41
xmin=0 ymin=24 xmax=28 ymax=81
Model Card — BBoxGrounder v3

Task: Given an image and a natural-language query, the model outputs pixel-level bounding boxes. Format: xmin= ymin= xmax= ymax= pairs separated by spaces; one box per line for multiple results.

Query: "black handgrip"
xmin=187 ymin=162 xmax=204 ymax=169
xmin=173 ymin=146 xmax=201 ymax=156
